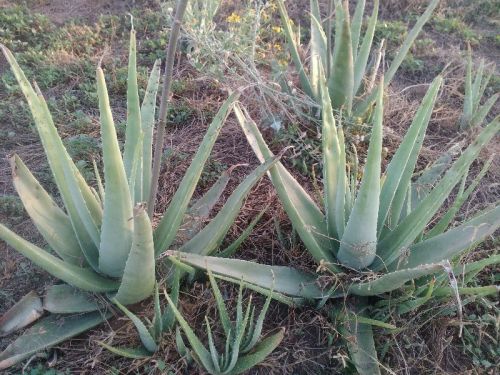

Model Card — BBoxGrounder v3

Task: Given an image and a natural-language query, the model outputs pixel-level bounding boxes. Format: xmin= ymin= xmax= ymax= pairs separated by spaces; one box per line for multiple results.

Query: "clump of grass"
xmin=432 ymin=15 xmax=480 ymax=44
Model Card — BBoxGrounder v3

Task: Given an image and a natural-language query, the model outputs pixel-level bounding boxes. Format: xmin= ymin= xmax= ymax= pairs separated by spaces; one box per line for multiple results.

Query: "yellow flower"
xmin=226 ymin=13 xmax=241 ymax=23
xmin=273 ymin=43 xmax=282 ymax=51
xmin=272 ymin=26 xmax=282 ymax=33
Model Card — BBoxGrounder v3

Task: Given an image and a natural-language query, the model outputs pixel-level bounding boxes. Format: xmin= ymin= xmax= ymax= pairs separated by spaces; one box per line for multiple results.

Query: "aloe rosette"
xmin=0 ymin=28 xmax=278 ymax=369
xmin=459 ymin=44 xmax=498 ymax=130
xmin=277 ymin=0 xmax=440 ymax=116
xmin=166 ymin=71 xmax=500 ymax=373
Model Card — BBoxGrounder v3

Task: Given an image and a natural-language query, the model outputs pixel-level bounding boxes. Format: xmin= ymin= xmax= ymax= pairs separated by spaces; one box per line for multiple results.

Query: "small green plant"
xmin=459 ymin=45 xmax=498 ymax=130
xmin=433 ymin=15 xmax=480 ymax=45
xmin=166 ymin=269 xmax=284 ymax=375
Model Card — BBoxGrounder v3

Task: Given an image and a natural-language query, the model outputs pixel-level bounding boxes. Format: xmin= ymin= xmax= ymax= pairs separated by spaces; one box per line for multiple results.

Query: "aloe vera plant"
xmin=459 ymin=44 xmax=498 ymax=130
xmin=165 ymin=72 xmax=500 ymax=373
xmin=0 ymin=28 xmax=278 ymax=369
xmin=277 ymin=0 xmax=439 ymax=116
xmin=166 ymin=269 xmax=284 ymax=375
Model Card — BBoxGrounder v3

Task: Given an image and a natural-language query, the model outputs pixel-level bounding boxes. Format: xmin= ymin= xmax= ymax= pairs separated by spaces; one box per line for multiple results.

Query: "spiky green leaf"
xmin=338 ymin=81 xmax=383 ymax=269
xmin=114 ymin=204 xmax=155 ymax=305
xmin=0 ymin=224 xmax=119 ymax=292
xmin=10 ymin=155 xmax=84 ymax=265
xmin=96 ymin=66 xmax=134 ymax=277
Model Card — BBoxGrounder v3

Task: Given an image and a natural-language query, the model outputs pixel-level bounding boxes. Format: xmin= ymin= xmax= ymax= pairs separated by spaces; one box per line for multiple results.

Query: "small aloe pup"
xmin=98 ymin=268 xmax=284 ymax=374
xmin=166 ymin=269 xmax=284 ymax=375
xmin=0 ymin=28 xmax=278 ymax=369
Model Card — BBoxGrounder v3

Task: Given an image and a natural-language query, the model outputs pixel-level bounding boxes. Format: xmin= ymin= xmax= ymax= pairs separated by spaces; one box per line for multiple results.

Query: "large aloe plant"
xmin=165 ymin=72 xmax=500 ymax=373
xmin=277 ymin=0 xmax=439 ymax=116
xmin=0 ymin=29 xmax=278 ymax=369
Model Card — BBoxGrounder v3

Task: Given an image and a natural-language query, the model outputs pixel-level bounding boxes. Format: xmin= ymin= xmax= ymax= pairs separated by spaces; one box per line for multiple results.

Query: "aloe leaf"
xmin=310 ymin=1 xmax=327 ymax=98
xmin=140 ymin=59 xmax=161 ymax=204
xmin=208 ymin=269 xmax=231 ymax=336
xmin=226 ymin=293 xmax=252 ymax=373
xmin=162 ymin=268 xmax=181 ymax=330
xmin=167 ymin=251 xmax=325 ymax=299
xmin=410 ymin=150 xmax=453 ymax=210
xmin=43 ymin=284 xmax=102 ymax=313
xmin=10 ymin=155 xmax=84 ymax=265
xmin=374 ymin=118 xmax=499 ymax=270
xmin=114 ymin=204 xmax=155 ymax=305
xmin=152 ymin=283 xmax=162 ymax=340
xmin=165 ymin=292 xmax=215 ymax=373
xmin=276 ymin=0 xmax=314 ymax=98
xmin=180 ymin=156 xmax=279 ymax=257
xmin=92 ymin=159 xmax=105 ymax=203
xmin=338 ymin=82 xmax=383 ymax=269
xmin=386 ymin=0 xmax=439 ymax=84
xmin=399 ymin=205 xmax=500 ymax=270
xmin=213 ymin=274 xmax=299 ymax=306
xmin=180 ymin=168 xmax=232 ymax=243
xmin=355 ymin=0 xmax=439 ymax=115
xmin=123 ymin=28 xmax=142 ymax=182
xmin=350 ymin=316 xmax=397 ymax=330
xmin=350 ymin=0 xmax=366 ymax=60
xmin=335 ymin=124 xmax=347 ymax=239
xmin=349 ymin=263 xmax=444 ymax=296
xmin=0 ymin=224 xmax=119 ymax=292
xmin=476 ymin=71 xmax=493 ymax=111
xmin=62 ymin=157 xmax=101 ymax=248
xmin=343 ymin=310 xmax=381 ymax=375
xmin=73 ymin=166 xmax=103 ymax=230
xmin=0 ymin=291 xmax=43 ymax=337
xmin=353 ymin=0 xmax=379 ymax=96
xmin=471 ymin=60 xmax=485 ymax=110
xmin=228 ymin=328 xmax=284 ymax=375
xmin=433 ymin=285 xmax=499 ymax=298
xmin=112 ymin=299 xmax=157 ymax=353
xmin=1 ymin=45 xmax=100 ymax=269
xmin=426 ymin=156 xmax=492 ymax=238
xmin=459 ymin=254 xmax=500 ymax=284
xmin=378 ymin=76 xmax=442 ymax=233
xmin=0 ymin=311 xmax=108 ymax=370
xmin=98 ymin=342 xmax=152 ymax=358
xmin=96 ymin=66 xmax=134 ymax=277
xmin=242 ymin=287 xmax=273 ymax=353
xmin=470 ymin=93 xmax=499 ymax=128
xmin=320 ymin=66 xmax=341 ymax=241
xmin=234 ymin=104 xmax=335 ymax=269
xmin=175 ymin=326 xmax=190 ymax=360
xmin=217 ymin=206 xmax=267 ymax=258
xmin=205 ymin=317 xmax=221 ymax=373
xmin=328 ymin=0 xmax=354 ymax=113
xmin=154 ymin=92 xmax=239 ymax=255
xmin=128 ymin=132 xmax=144 ymax=203
xmin=460 ymin=45 xmax=473 ymax=129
